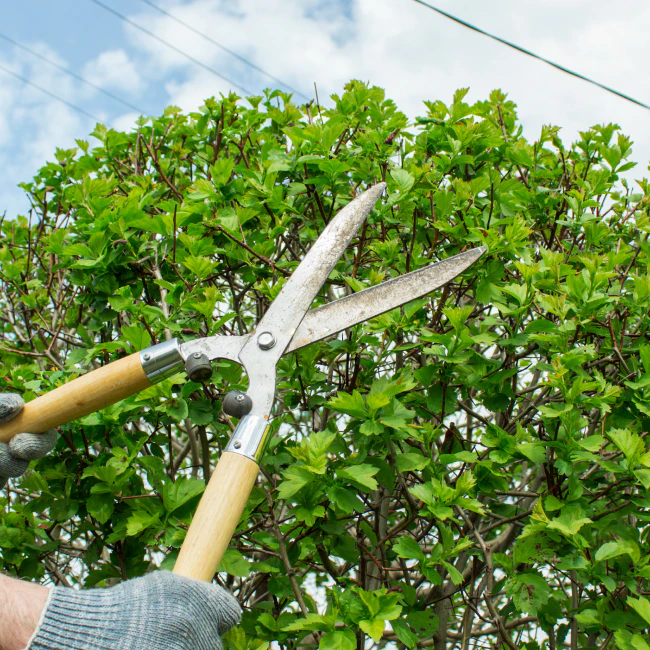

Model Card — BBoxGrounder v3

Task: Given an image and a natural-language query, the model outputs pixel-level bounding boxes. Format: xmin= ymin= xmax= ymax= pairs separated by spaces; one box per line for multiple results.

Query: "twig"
xmin=264 ymin=487 xmax=310 ymax=617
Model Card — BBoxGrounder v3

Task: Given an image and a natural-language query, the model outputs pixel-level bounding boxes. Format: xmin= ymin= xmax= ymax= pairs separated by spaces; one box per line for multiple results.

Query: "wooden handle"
xmin=174 ymin=451 xmax=260 ymax=581
xmin=0 ymin=353 xmax=152 ymax=442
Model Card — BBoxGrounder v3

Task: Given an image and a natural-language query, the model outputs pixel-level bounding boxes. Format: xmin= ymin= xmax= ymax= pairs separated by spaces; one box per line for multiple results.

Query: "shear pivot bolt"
xmin=184 ymin=352 xmax=212 ymax=383
xmin=223 ymin=390 xmax=253 ymax=417
xmin=257 ymin=332 xmax=276 ymax=350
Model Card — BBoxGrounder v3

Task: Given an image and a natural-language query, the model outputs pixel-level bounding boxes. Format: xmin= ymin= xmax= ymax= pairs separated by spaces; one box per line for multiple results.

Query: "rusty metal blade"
xmin=286 ymin=246 xmax=487 ymax=353
xmin=236 ymin=182 xmax=386 ymax=416
xmin=242 ymin=183 xmax=386 ymax=360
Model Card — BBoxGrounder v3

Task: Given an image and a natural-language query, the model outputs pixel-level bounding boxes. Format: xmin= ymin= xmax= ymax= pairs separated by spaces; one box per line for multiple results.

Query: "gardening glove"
xmin=0 ymin=393 xmax=58 ymax=488
xmin=28 ymin=570 xmax=242 ymax=650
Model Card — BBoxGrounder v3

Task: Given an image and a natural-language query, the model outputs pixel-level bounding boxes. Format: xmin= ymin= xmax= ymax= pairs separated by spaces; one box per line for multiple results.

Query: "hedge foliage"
xmin=1 ymin=81 xmax=650 ymax=649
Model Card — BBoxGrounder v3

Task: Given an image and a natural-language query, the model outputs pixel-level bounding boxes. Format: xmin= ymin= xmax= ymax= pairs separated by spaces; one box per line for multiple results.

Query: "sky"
xmin=2 ymin=0 xmax=650 ymax=217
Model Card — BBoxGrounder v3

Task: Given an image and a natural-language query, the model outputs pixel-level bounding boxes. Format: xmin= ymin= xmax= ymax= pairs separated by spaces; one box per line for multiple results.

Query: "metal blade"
xmin=243 ymin=183 xmax=386 ymax=361
xmin=239 ymin=183 xmax=386 ymax=418
xmin=286 ymin=246 xmax=487 ymax=353
xmin=236 ymin=184 xmax=386 ymax=416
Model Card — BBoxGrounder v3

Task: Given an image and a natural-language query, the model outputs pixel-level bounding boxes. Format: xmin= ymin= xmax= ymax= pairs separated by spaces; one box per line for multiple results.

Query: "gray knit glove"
xmin=0 ymin=393 xmax=57 ymax=488
xmin=28 ymin=571 xmax=241 ymax=650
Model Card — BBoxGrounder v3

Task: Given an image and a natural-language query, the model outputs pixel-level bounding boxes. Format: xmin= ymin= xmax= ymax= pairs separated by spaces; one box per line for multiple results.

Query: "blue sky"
xmin=2 ymin=0 xmax=650 ymax=217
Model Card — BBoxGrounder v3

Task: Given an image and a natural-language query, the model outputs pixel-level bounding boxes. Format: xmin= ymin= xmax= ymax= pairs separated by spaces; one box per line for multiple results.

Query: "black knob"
xmin=222 ymin=390 xmax=253 ymax=418
xmin=184 ymin=352 xmax=213 ymax=383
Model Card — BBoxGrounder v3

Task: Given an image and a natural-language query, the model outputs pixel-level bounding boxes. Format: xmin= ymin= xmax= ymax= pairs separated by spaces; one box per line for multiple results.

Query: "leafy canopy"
xmin=1 ymin=82 xmax=650 ymax=649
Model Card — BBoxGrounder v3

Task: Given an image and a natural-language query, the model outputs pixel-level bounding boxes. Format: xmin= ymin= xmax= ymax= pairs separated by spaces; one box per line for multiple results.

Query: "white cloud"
xmin=83 ymin=48 xmax=142 ymax=94
xmin=125 ymin=0 xmax=650 ymax=172
xmin=164 ymin=69 xmax=232 ymax=112
xmin=112 ymin=110 xmax=140 ymax=133
xmin=0 ymin=47 xmax=89 ymax=217
xmin=3 ymin=0 xmax=650 ymax=220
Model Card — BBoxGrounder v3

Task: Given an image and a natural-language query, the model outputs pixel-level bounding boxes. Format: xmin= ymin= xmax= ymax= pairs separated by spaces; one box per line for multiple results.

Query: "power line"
xmin=89 ymin=0 xmax=255 ymax=97
xmin=136 ymin=0 xmax=309 ymax=100
xmin=0 ymin=33 xmax=147 ymax=115
xmin=0 ymin=61 xmax=100 ymax=121
xmin=412 ymin=0 xmax=650 ymax=112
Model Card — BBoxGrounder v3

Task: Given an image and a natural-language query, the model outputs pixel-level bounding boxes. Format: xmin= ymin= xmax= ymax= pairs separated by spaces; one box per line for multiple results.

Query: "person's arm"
xmin=0 ymin=574 xmax=49 ymax=650
xmin=0 ymin=571 xmax=241 ymax=650
xmin=0 ymin=393 xmax=57 ymax=649
xmin=0 ymin=393 xmax=242 ymax=650
xmin=27 ymin=571 xmax=240 ymax=650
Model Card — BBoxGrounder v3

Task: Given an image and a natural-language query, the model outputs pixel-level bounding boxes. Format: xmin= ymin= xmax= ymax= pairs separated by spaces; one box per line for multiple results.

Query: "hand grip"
xmin=0 ymin=353 xmax=152 ymax=442
xmin=173 ymin=451 xmax=260 ymax=581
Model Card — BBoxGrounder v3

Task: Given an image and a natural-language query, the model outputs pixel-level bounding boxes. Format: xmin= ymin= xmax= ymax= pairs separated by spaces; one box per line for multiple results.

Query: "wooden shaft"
xmin=174 ymin=451 xmax=260 ymax=581
xmin=0 ymin=353 xmax=151 ymax=442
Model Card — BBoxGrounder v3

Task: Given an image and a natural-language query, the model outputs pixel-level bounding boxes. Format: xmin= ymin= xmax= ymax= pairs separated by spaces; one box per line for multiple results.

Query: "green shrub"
xmin=1 ymin=81 xmax=649 ymax=648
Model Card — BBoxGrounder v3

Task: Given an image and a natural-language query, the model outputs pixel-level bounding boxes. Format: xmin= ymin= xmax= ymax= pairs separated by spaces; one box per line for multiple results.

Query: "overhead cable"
xmin=412 ymin=0 xmax=650 ymax=111
xmin=0 ymin=32 xmax=147 ymax=115
xmin=136 ymin=0 xmax=309 ymax=100
xmin=0 ymin=61 xmax=100 ymax=121
xmin=88 ymin=0 xmax=255 ymax=96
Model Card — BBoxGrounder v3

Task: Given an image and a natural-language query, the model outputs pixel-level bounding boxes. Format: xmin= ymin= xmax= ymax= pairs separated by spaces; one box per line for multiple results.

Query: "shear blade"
xmin=239 ymin=183 xmax=386 ymax=365
xmin=235 ymin=183 xmax=386 ymax=416
xmin=286 ymin=246 xmax=487 ymax=353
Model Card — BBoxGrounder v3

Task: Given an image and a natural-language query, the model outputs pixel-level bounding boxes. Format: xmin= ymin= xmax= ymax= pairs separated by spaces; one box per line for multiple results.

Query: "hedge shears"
xmin=0 ymin=183 xmax=485 ymax=581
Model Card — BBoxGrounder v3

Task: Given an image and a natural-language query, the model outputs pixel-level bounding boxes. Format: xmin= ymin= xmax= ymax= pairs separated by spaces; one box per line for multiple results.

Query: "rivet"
xmin=234 ymin=440 xmax=242 ymax=449
xmin=143 ymin=353 xmax=151 ymax=361
xmin=257 ymin=331 xmax=276 ymax=350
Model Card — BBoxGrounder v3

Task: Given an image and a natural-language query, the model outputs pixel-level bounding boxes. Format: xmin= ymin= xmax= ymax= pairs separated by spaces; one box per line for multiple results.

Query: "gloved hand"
xmin=28 ymin=571 xmax=242 ymax=650
xmin=0 ymin=393 xmax=57 ymax=488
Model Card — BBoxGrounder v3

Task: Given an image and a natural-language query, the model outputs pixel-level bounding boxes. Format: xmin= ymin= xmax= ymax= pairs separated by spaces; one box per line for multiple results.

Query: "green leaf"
xmin=615 ymin=630 xmax=650 ymax=650
xmin=574 ymin=609 xmax=600 ymax=627
xmin=126 ymin=511 xmax=161 ymax=537
xmin=391 ymin=619 xmax=418 ymax=648
xmin=337 ymin=464 xmax=379 ymax=491
xmin=501 ymin=283 xmax=528 ymax=305
xmin=329 ymin=486 xmax=364 ymax=514
xmin=277 ymin=466 xmax=317 ymax=499
xmin=218 ymin=549 xmax=250 ymax=577
xmin=295 ymin=505 xmax=325 ymax=527
xmin=319 ymin=630 xmax=356 ymax=650
xmin=210 ymin=158 xmax=235 ymax=186
xmin=547 ymin=506 xmax=592 ymax=538
xmin=183 ymin=255 xmax=216 ymax=280
xmin=393 ymin=536 xmax=425 ymax=561
xmin=86 ymin=493 xmax=114 ymax=524
xmin=283 ymin=613 xmax=331 ymax=632
xmin=167 ymin=397 xmax=189 ymax=421
xmin=406 ymin=611 xmax=439 ymax=638
xmin=160 ymin=551 xmax=179 ymax=572
xmin=82 ymin=465 xmax=118 ymax=484
xmin=390 ymin=168 xmax=415 ymax=193
xmin=627 ymin=596 xmax=650 ymax=625
xmin=441 ymin=560 xmax=464 ymax=585
xmin=609 ymin=428 xmax=644 ymax=467
xmin=395 ymin=452 xmax=430 ymax=472
xmin=359 ymin=619 xmax=384 ymax=642
xmin=517 ymin=442 xmax=546 ymax=464
xmin=163 ymin=477 xmax=205 ymax=514
xmin=188 ymin=399 xmax=215 ymax=425
xmin=443 ymin=306 xmax=473 ymax=332
xmin=505 ymin=573 xmax=551 ymax=615
xmin=595 ymin=539 xmax=640 ymax=564
xmin=327 ymin=390 xmax=368 ymax=419
xmin=121 ymin=325 xmax=152 ymax=351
